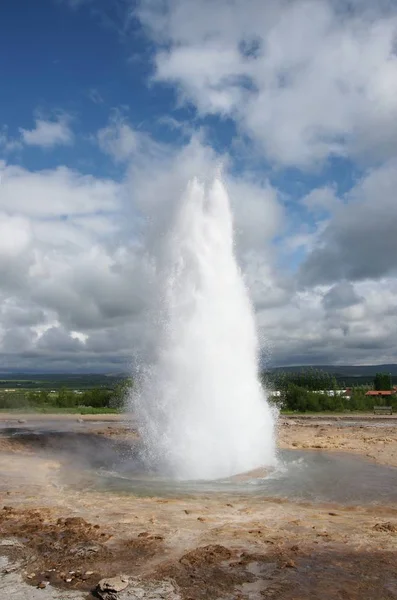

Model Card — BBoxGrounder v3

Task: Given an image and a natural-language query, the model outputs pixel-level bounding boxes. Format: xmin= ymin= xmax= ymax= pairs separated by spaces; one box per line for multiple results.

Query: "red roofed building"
xmin=365 ymin=390 xmax=396 ymax=397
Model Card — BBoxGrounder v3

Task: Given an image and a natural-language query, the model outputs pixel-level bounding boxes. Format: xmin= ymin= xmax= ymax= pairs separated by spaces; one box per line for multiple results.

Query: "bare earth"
xmin=279 ymin=415 xmax=397 ymax=467
xmin=1 ymin=415 xmax=396 ymax=599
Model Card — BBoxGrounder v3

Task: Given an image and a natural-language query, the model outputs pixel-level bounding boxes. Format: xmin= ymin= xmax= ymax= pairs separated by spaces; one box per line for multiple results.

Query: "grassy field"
xmin=0 ymin=406 xmax=120 ymax=415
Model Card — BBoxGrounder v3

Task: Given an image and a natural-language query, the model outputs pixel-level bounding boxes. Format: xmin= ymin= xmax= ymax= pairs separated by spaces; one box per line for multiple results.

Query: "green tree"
xmin=110 ymin=378 xmax=133 ymax=410
xmin=284 ymin=384 xmax=309 ymax=412
xmin=374 ymin=372 xmax=392 ymax=391
xmin=57 ymin=388 xmax=77 ymax=408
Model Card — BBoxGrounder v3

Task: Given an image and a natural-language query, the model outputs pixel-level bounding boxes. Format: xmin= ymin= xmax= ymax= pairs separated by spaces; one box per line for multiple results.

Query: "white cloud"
xmin=98 ymin=119 xmax=140 ymax=161
xmin=302 ymin=186 xmax=340 ymax=214
xmin=300 ymin=159 xmax=397 ymax=285
xmin=136 ymin=0 xmax=397 ymax=167
xmin=1 ymin=114 xmax=397 ymax=369
xmin=0 ymin=127 xmax=22 ymax=153
xmin=0 ymin=163 xmax=118 ymax=217
xmin=97 ymin=111 xmax=166 ymax=163
xmin=20 ymin=116 xmax=74 ymax=148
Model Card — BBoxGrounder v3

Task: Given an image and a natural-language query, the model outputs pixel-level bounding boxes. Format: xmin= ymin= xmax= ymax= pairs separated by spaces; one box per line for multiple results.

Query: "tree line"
xmin=0 ymin=379 xmax=133 ymax=411
xmin=264 ymin=369 xmax=396 ymax=413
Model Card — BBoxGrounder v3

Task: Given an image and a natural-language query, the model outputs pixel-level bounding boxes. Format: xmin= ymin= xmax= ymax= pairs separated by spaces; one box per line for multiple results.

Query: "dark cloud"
xmin=300 ymin=161 xmax=397 ymax=286
xmin=322 ymin=282 xmax=362 ymax=310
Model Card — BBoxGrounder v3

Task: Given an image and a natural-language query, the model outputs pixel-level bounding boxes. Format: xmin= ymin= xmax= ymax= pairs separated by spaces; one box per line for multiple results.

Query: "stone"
xmin=98 ymin=575 xmax=130 ymax=593
xmin=70 ymin=543 xmax=101 ymax=558
xmin=104 ymin=579 xmax=181 ymax=600
xmin=0 ymin=538 xmax=24 ymax=548
xmin=373 ymin=522 xmax=397 ymax=533
xmin=37 ymin=581 xmax=49 ymax=589
xmin=283 ymin=559 xmax=297 ymax=569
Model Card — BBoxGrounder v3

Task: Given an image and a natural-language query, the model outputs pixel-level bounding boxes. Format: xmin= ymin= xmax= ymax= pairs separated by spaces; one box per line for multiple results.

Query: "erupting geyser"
xmin=132 ymin=176 xmax=276 ymax=480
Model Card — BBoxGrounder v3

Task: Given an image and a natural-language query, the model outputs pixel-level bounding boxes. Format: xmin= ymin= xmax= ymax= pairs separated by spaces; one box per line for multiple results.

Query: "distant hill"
xmin=0 ymin=373 xmax=125 ymax=390
xmin=1 ymin=365 xmax=397 ymax=389
xmin=265 ymin=364 xmax=397 ymax=387
xmin=267 ymin=364 xmax=397 ymax=376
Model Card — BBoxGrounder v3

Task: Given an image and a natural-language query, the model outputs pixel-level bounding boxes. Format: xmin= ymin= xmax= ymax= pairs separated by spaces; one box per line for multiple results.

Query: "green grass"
xmin=0 ymin=406 xmax=120 ymax=414
xmin=280 ymin=410 xmax=374 ymax=416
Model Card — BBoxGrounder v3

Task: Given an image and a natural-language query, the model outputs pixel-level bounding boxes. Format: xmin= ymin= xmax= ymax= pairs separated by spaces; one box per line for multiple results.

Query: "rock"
xmin=137 ymin=531 xmax=150 ymax=538
xmin=373 ymin=522 xmax=397 ymax=533
xmin=70 ymin=543 xmax=101 ymax=557
xmin=329 ymin=512 xmax=338 ymax=516
xmin=102 ymin=579 xmax=181 ymax=600
xmin=18 ymin=419 xmax=26 ymax=424
xmin=37 ymin=581 xmax=49 ymax=589
xmin=0 ymin=538 xmax=24 ymax=548
xmin=283 ymin=559 xmax=297 ymax=569
xmin=98 ymin=575 xmax=130 ymax=593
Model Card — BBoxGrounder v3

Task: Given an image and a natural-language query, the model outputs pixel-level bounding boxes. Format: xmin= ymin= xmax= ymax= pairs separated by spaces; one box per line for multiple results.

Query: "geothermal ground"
xmin=1 ymin=415 xmax=397 ymax=600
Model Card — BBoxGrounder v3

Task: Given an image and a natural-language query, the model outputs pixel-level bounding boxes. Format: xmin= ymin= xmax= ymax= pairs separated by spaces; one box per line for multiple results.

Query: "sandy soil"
xmin=279 ymin=416 xmax=397 ymax=467
xmin=0 ymin=416 xmax=396 ymax=600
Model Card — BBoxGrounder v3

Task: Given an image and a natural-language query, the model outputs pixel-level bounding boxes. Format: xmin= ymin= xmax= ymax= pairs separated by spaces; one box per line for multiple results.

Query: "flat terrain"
xmin=0 ymin=415 xmax=396 ymax=599
xmin=279 ymin=415 xmax=397 ymax=467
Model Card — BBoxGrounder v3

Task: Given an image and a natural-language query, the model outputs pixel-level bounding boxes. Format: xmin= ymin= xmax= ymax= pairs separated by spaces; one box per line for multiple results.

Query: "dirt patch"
xmin=373 ymin=522 xmax=397 ymax=533
xmin=0 ymin=506 xmax=164 ymax=593
xmin=0 ymin=437 xmax=33 ymax=454
xmin=153 ymin=545 xmax=252 ymax=600
xmin=1 ymin=418 xmax=397 ymax=599
xmin=279 ymin=418 xmax=397 ymax=467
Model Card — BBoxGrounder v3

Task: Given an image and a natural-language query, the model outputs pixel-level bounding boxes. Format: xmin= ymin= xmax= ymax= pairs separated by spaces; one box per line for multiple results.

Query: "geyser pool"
xmin=130 ymin=176 xmax=276 ymax=480
xmin=2 ymin=424 xmax=397 ymax=505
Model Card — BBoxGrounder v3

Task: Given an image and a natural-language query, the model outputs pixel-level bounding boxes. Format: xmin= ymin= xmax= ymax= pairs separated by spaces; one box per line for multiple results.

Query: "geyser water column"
xmin=132 ymin=176 xmax=276 ymax=480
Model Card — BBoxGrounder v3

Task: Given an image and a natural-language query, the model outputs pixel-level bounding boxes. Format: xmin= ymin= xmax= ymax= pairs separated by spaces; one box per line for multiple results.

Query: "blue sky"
xmin=1 ymin=0 xmax=397 ymax=371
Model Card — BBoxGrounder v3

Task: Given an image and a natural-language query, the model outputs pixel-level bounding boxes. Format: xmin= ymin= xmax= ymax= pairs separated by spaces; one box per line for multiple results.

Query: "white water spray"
xmin=132 ymin=176 xmax=276 ymax=480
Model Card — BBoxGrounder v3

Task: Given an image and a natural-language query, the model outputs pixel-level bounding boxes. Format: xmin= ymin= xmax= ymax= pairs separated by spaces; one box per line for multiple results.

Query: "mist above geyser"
xmin=131 ymin=176 xmax=276 ymax=480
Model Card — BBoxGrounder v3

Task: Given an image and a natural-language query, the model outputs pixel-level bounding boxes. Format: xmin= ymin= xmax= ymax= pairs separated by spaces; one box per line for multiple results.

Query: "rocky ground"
xmin=0 ymin=415 xmax=396 ymax=599
xmin=279 ymin=415 xmax=397 ymax=467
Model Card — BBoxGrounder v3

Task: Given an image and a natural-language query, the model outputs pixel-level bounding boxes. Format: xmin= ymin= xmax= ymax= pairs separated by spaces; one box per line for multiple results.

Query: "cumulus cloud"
xmin=3 ymin=0 xmax=397 ymax=370
xmin=0 ymin=162 xmax=118 ymax=217
xmin=2 ymin=126 xmax=397 ymax=370
xmin=322 ymin=281 xmax=362 ymax=311
xmin=136 ymin=0 xmax=397 ymax=167
xmin=300 ymin=159 xmax=397 ymax=285
xmin=20 ymin=116 xmax=74 ymax=148
xmin=96 ymin=111 xmax=165 ymax=163
xmin=0 ymin=127 xmax=22 ymax=153
xmin=0 ymin=134 xmax=289 ymax=370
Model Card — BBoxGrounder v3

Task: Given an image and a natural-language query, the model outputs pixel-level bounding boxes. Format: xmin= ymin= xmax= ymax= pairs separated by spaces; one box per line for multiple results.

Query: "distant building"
xmin=365 ymin=390 xmax=397 ymax=398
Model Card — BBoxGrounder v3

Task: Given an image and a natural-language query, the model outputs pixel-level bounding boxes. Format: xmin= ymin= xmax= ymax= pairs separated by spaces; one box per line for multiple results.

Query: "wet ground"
xmin=0 ymin=415 xmax=396 ymax=599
